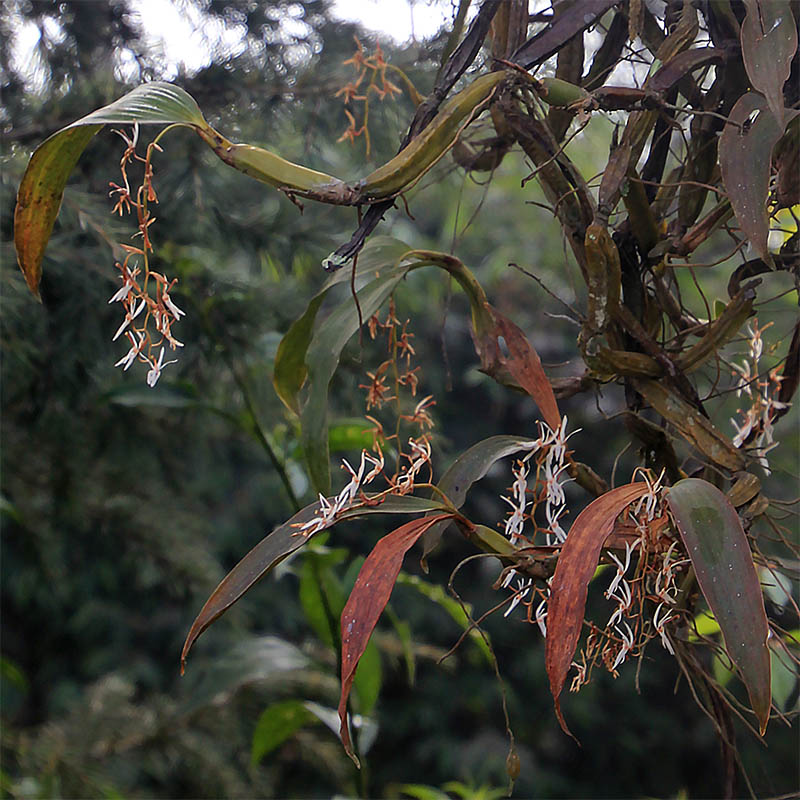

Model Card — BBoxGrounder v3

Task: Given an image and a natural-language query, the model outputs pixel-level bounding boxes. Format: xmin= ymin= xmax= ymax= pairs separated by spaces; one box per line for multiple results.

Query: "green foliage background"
xmin=1 ymin=2 xmax=797 ymax=797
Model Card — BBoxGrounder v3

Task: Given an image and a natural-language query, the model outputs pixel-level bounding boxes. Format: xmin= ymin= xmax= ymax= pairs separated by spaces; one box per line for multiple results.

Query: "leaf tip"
xmin=554 ymin=699 xmax=579 ymax=745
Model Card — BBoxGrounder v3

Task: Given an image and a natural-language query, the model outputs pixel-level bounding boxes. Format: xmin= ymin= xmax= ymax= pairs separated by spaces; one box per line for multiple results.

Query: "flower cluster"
xmin=498 ymin=417 xmax=577 ymax=624
xmin=730 ymin=319 xmax=790 ymax=473
xmin=336 ymin=36 xmax=406 ymax=156
xmin=293 ymin=449 xmax=386 ymax=537
xmin=496 ymin=452 xmax=691 ymax=690
xmin=107 ymin=125 xmax=184 ymax=386
xmin=567 ymin=470 xmax=690 ymax=689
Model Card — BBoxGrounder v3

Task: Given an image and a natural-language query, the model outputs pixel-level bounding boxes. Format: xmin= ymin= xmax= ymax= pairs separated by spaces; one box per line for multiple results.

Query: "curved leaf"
xmin=273 ymin=236 xmax=415 ymax=416
xmin=338 ymin=514 xmax=453 ymax=763
xmin=666 ymin=478 xmax=771 ymax=734
xmin=181 ymin=492 xmax=449 ymax=671
xmin=421 ymin=435 xmax=543 ymax=562
xmin=719 ymin=92 xmax=786 ymax=265
xmin=14 ymin=82 xmax=207 ymax=296
xmin=546 ymin=482 xmax=648 ymax=737
xmin=491 ymin=311 xmax=561 ymax=432
xmin=251 ymin=700 xmax=318 ymax=765
xmin=301 ymin=268 xmax=415 ymax=493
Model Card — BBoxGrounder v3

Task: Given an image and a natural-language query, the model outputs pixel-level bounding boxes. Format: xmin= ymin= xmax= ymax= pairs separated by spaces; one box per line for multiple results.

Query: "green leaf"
xmin=328 ymin=419 xmax=376 ymax=453
xmin=396 ymin=573 xmax=491 ymax=662
xmin=273 ymin=236 xmax=415 ymax=416
xmin=666 ymin=478 xmax=771 ymax=735
xmin=691 ymin=610 xmax=721 ymax=640
xmin=299 ymin=550 xmax=348 ymax=648
xmin=394 ymin=785 xmax=450 ymax=800
xmin=301 ymin=269 xmax=415 ymax=493
xmin=251 ymin=700 xmax=318 ymax=765
xmin=770 ymin=645 xmax=798 ymax=712
xmin=713 ymin=652 xmax=735 ymax=689
xmin=274 ymin=293 xmax=326 ymax=416
xmin=14 ymin=82 xmax=207 ymax=296
xmin=353 ymin=638 xmax=382 ymax=716
xmin=385 ymin=604 xmax=416 ymax=685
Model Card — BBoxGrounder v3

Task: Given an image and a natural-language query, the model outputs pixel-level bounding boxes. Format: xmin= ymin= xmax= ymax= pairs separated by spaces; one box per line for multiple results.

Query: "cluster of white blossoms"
xmin=109 ymin=263 xmax=185 ymax=386
xmin=500 ymin=417 xmax=579 ymax=625
xmin=730 ymin=320 xmax=790 ymax=474
xmin=294 ymin=448 xmax=386 ymax=537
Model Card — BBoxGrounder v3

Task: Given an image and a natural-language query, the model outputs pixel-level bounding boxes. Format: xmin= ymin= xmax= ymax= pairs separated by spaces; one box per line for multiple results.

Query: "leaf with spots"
xmin=338 ymin=514 xmax=453 ymax=764
xmin=741 ymin=0 xmax=797 ymax=127
xmin=546 ymin=482 xmax=649 ymax=737
xmin=491 ymin=311 xmax=561 ymax=432
xmin=719 ymin=92 xmax=791 ymax=266
xmin=666 ymin=478 xmax=771 ymax=734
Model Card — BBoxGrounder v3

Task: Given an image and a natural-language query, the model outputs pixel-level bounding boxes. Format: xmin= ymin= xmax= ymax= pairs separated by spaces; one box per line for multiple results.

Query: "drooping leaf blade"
xmin=181 ymin=492 xmax=450 ymax=670
xmin=14 ymin=82 xmax=208 ymax=296
xmin=338 ymin=514 xmax=453 ymax=763
xmin=719 ymin=92 xmax=787 ymax=265
xmin=666 ymin=478 xmax=771 ymax=734
xmin=546 ymin=482 xmax=649 ymax=736
xmin=273 ymin=236 xmax=414 ymax=415
xmin=274 ymin=293 xmax=326 ymax=416
xmin=741 ymin=0 xmax=797 ymax=127
xmin=181 ymin=500 xmax=333 ymax=671
xmin=491 ymin=311 xmax=561 ymax=432
xmin=301 ymin=268 xmax=414 ymax=493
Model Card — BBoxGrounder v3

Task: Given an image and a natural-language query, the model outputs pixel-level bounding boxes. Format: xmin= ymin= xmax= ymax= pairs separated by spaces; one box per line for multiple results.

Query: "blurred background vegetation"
xmin=1 ymin=1 xmax=797 ymax=797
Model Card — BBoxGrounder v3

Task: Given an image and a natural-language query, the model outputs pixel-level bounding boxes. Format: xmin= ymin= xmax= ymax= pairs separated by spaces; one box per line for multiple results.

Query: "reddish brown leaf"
xmin=492 ymin=312 xmax=561 ymax=432
xmin=181 ymin=495 xmax=450 ymax=674
xmin=741 ymin=0 xmax=797 ymax=127
xmin=511 ymin=0 xmax=617 ymax=69
xmin=719 ymin=92 xmax=785 ymax=264
xmin=338 ymin=514 xmax=453 ymax=762
xmin=776 ymin=320 xmax=799 ymax=420
xmin=545 ymin=483 xmax=649 ymax=737
xmin=647 ymin=47 xmax=725 ymax=95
